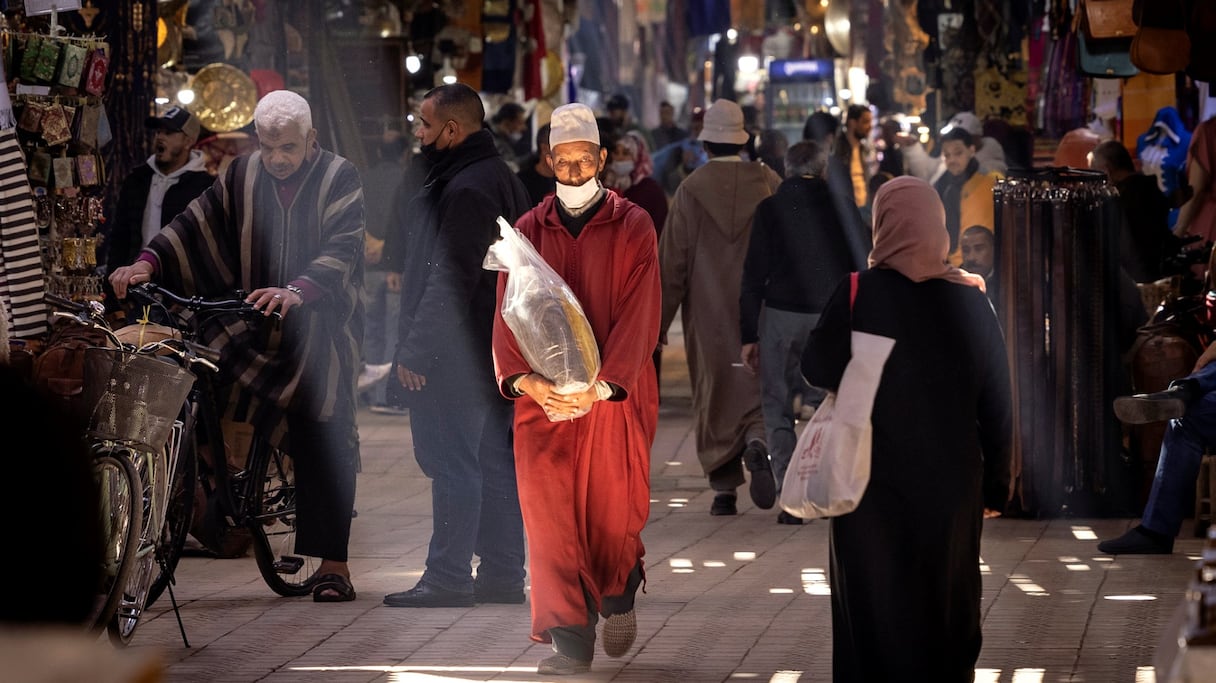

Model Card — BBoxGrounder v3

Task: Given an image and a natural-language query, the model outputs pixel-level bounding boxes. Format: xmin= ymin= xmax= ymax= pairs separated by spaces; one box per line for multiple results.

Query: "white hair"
xmin=254 ymin=90 xmax=312 ymax=137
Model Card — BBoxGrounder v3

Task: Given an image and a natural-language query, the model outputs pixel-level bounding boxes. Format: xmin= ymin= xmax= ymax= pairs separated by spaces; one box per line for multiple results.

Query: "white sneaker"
xmin=357 ymin=363 xmax=393 ymax=392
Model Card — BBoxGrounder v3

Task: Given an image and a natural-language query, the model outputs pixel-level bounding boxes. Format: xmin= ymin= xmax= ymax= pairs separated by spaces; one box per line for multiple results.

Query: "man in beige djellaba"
xmin=659 ymin=98 xmax=783 ymax=517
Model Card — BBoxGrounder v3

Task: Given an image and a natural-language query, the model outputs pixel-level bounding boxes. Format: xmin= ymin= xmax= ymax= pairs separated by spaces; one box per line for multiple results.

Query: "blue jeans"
xmin=362 ymin=270 xmax=401 ymax=404
xmin=407 ymin=369 xmax=525 ymax=593
xmin=1141 ymin=362 xmax=1216 ymax=537
xmin=759 ymin=308 xmax=823 ymax=492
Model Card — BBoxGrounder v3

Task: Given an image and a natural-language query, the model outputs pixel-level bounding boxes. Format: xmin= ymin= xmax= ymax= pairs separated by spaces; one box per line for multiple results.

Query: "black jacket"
xmin=740 ymin=175 xmax=862 ymax=343
xmin=395 ymin=129 xmax=531 ymax=380
xmin=105 ymin=164 xmax=214 ymax=269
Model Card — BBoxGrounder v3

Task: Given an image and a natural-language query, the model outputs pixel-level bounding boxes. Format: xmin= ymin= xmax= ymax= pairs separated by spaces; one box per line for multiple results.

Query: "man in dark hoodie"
xmin=106 ymin=107 xmax=212 ymax=290
xmin=385 ymin=82 xmax=530 ymax=608
xmin=740 ymin=140 xmax=865 ymax=525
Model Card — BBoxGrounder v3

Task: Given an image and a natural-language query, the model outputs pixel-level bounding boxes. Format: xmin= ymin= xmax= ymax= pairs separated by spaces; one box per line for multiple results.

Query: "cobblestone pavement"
xmin=130 ymin=346 xmax=1203 ymax=682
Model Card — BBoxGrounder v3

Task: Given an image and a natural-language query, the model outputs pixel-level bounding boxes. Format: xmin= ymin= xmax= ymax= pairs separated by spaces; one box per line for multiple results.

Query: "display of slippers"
xmin=312 ymin=573 xmax=357 ymax=602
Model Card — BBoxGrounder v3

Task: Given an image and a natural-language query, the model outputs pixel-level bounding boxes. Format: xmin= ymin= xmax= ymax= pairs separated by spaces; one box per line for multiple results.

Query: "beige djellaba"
xmin=659 ymin=157 xmax=783 ymax=475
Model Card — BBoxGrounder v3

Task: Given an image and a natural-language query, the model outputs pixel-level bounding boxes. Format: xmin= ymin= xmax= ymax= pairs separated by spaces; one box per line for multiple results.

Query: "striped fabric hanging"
xmin=0 ymin=57 xmax=47 ymax=339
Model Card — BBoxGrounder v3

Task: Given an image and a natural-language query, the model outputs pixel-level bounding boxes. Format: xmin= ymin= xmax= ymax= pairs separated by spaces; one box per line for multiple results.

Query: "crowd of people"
xmin=84 ymin=80 xmax=1216 ymax=679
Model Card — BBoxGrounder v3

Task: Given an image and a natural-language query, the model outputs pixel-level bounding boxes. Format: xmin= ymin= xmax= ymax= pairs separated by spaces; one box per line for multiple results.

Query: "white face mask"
xmin=610 ymin=160 xmax=635 ymax=177
xmin=555 ymin=178 xmax=602 ymax=210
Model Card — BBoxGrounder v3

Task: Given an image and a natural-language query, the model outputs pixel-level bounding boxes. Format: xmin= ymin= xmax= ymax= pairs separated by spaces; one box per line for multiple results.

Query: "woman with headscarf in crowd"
xmin=800 ymin=176 xmax=1012 ymax=682
xmin=602 ymin=130 xmax=670 ymax=385
xmin=603 ymin=130 xmax=667 ymax=235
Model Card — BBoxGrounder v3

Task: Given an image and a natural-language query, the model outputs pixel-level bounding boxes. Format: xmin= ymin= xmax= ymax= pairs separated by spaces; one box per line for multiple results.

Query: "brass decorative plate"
xmin=825 ymin=0 xmax=850 ymax=58
xmin=190 ymin=63 xmax=257 ymax=133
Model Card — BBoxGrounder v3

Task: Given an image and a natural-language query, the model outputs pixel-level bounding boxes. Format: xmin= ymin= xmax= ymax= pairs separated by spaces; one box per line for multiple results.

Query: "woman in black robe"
xmin=801 ymin=176 xmax=1013 ymax=682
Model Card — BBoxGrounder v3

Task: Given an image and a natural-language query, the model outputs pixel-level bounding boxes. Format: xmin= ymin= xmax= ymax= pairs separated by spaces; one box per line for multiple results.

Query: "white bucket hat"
xmin=697 ymin=99 xmax=750 ymax=145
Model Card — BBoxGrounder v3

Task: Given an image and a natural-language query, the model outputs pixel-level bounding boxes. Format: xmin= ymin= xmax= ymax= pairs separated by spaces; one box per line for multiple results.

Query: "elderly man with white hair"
xmin=491 ymin=102 xmax=661 ymax=675
xmin=110 ymin=90 xmax=365 ymax=603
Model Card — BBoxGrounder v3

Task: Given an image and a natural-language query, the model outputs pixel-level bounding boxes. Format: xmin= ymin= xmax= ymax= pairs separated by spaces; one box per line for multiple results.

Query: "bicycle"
xmin=124 ymin=283 xmax=321 ymax=603
xmin=44 ymin=294 xmax=201 ymax=646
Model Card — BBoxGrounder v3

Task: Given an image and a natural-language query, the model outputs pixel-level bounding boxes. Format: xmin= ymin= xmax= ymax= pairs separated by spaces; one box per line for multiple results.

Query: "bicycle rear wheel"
xmin=145 ymin=433 xmax=197 ymax=608
xmin=248 ymin=443 xmax=320 ymax=596
xmin=89 ymin=451 xmax=142 ymax=632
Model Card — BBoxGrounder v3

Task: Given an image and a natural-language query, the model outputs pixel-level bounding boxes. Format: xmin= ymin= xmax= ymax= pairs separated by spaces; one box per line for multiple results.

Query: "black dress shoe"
xmin=383 ymin=582 xmax=474 ymax=608
xmin=474 ymin=586 xmax=526 ymax=604
xmin=710 ymin=493 xmax=737 ymax=516
xmin=1097 ymin=525 xmax=1174 ymax=555
xmin=742 ymin=441 xmax=777 ymax=510
xmin=1113 ymin=381 xmax=1197 ymax=424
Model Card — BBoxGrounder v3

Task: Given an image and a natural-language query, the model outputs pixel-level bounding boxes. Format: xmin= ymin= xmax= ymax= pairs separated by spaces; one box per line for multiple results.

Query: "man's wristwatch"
xmin=285 ymin=284 xmax=303 ymax=301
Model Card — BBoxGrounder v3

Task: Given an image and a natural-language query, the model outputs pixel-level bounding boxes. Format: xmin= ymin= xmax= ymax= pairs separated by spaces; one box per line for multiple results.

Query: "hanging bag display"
xmin=1076 ymin=0 xmax=1137 ymax=78
xmin=780 ymin=273 xmax=897 ymax=520
xmin=1130 ymin=0 xmax=1191 ymax=75
xmin=1082 ymin=0 xmax=1137 ymax=39
xmin=1187 ymin=0 xmax=1216 ymax=83
xmin=1077 ymin=32 xmax=1138 ymax=78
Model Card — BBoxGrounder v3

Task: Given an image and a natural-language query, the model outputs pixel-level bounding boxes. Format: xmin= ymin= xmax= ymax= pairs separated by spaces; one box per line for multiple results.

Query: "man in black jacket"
xmin=105 ymin=107 xmax=212 ymax=277
xmin=740 ymin=140 xmax=865 ymax=524
xmin=385 ymin=82 xmax=531 ymax=608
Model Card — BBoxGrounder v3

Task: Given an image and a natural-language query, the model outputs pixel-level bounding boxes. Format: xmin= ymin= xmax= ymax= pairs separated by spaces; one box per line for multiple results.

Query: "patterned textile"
xmin=145 ymin=148 xmax=364 ymax=424
xmin=0 ymin=126 xmax=46 ymax=339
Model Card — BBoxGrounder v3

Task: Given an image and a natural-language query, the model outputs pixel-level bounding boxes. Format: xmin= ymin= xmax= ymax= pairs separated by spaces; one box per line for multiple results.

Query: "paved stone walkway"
xmin=130 ymin=343 xmax=1204 ymax=682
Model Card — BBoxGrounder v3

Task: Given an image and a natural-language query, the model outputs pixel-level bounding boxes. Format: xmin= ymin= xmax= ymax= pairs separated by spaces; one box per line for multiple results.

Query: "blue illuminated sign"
xmin=769 ymin=59 xmax=834 ymax=82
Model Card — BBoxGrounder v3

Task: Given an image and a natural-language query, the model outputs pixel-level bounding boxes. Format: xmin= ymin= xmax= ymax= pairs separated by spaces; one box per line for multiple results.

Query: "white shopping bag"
xmin=779 ymin=330 xmax=896 ymax=519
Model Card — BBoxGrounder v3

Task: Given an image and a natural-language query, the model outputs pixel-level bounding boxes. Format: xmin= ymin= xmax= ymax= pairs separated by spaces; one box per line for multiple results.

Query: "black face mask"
xmin=419 ymin=121 xmax=454 ymax=164
xmin=419 ymin=140 xmax=446 ymax=165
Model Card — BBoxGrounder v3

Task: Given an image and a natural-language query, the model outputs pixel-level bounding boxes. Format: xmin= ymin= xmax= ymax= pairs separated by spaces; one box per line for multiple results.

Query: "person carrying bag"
xmin=780 ymin=272 xmax=895 ymax=519
xmin=798 ymin=176 xmax=1012 ymax=682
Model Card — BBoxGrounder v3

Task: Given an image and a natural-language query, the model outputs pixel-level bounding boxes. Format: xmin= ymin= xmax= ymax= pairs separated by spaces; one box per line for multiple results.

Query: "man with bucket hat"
xmin=659 ymin=99 xmax=783 ymax=517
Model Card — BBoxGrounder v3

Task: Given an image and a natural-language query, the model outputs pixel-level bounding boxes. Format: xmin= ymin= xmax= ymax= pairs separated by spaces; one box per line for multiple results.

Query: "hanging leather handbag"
xmin=1075 ymin=0 xmax=1138 ymax=78
xmin=1130 ymin=0 xmax=1191 ymax=74
xmin=1189 ymin=0 xmax=1216 ymax=83
xmin=1078 ymin=34 xmax=1138 ymax=78
xmin=1083 ymin=0 xmax=1137 ymax=39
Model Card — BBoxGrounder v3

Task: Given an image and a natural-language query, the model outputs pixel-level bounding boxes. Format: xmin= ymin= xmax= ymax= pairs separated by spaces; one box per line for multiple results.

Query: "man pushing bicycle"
xmin=110 ymin=90 xmax=364 ymax=603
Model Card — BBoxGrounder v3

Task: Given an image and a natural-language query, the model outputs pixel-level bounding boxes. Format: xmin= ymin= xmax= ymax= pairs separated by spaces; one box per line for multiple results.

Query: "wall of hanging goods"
xmin=3 ymin=30 xmax=110 ymax=310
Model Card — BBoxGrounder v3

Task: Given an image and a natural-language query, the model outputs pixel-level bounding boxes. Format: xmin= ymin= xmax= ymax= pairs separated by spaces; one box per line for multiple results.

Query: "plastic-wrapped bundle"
xmin=484 ymin=216 xmax=600 ymax=395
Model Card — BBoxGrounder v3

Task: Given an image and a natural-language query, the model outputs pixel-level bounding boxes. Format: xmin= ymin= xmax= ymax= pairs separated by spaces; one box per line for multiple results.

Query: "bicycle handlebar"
xmin=127 ymin=283 xmax=280 ymax=321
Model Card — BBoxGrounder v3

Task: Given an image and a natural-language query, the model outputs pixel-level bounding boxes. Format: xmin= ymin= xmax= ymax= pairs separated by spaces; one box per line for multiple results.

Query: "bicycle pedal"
xmin=274 ymin=555 xmax=305 ymax=575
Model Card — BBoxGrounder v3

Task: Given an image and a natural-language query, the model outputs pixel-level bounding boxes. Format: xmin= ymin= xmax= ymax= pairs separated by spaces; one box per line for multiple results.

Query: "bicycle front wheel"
xmin=90 ymin=451 xmax=142 ymax=632
xmin=248 ymin=443 xmax=320 ymax=596
xmin=109 ymin=447 xmax=169 ymax=646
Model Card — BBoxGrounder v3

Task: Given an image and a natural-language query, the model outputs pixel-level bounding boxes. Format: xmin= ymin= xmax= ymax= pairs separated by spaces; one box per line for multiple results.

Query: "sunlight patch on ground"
xmin=1009 ymin=574 xmax=1049 ymax=596
xmin=769 ymin=588 xmax=795 ymax=594
xmin=801 ymin=568 xmax=830 ymax=596
xmin=1070 ymin=526 xmax=1098 ymax=541
xmin=734 ymin=551 xmax=757 ymax=561
xmin=1057 ymin=555 xmax=1091 ymax=571
xmin=1104 ymin=594 xmax=1157 ymax=601
xmin=293 ymin=665 xmax=548 ymax=683
xmin=1011 ymin=668 xmax=1045 ymax=683
xmin=1136 ymin=665 xmax=1157 ymax=682
xmin=974 ymin=669 xmax=1001 ymax=683
xmin=768 ymin=671 xmax=803 ymax=682
xmin=702 ymin=560 xmax=726 ymax=568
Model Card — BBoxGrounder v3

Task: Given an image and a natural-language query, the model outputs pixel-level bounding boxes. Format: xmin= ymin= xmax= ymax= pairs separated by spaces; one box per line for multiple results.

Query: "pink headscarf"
xmin=868 ymin=176 xmax=987 ymax=292
xmin=622 ymin=131 xmax=654 ymax=181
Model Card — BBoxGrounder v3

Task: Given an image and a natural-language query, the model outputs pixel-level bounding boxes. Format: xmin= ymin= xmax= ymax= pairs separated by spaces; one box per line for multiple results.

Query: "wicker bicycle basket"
xmin=82 ymin=347 xmax=195 ymax=452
